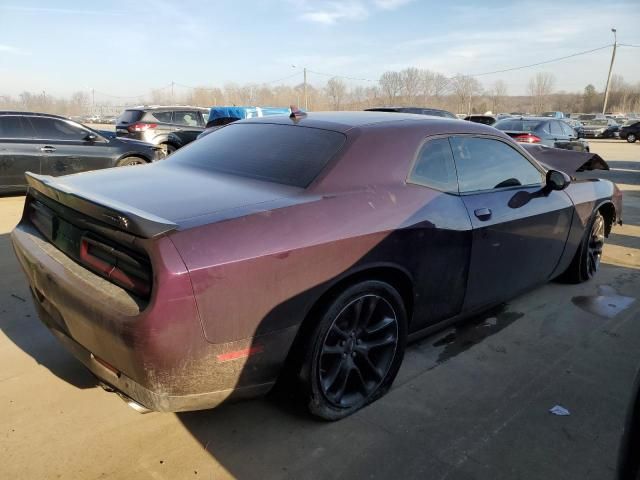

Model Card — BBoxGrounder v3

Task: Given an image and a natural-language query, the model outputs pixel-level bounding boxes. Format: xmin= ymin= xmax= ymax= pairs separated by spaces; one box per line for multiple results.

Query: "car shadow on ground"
xmin=0 ymin=232 xmax=96 ymax=390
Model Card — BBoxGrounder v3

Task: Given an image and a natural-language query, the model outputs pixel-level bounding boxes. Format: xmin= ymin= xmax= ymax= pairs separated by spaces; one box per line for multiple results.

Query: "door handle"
xmin=40 ymin=146 xmax=56 ymax=153
xmin=474 ymin=208 xmax=492 ymax=220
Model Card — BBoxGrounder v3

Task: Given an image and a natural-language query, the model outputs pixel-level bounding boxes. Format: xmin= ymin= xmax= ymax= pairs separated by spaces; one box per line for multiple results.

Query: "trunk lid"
xmin=25 ymin=162 xmax=304 ymax=236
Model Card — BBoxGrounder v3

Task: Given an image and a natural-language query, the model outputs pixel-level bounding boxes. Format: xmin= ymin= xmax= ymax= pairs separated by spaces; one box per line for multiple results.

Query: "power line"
xmin=468 ymin=44 xmax=613 ymax=77
xmin=307 ymin=69 xmax=374 ymax=82
xmin=619 ymin=43 xmax=640 ymax=48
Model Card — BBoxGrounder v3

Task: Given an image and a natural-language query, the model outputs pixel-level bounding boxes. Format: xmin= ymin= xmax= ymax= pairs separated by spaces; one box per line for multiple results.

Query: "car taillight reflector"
xmin=79 ymin=236 xmax=151 ymax=297
xmin=127 ymin=122 xmax=157 ymax=132
xmin=513 ymin=133 xmax=541 ymax=143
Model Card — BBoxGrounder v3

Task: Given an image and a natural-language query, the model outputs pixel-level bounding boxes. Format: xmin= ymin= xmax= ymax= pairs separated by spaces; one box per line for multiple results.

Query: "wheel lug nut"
xmin=351 ymin=352 xmax=356 ymax=357
xmin=342 ymin=353 xmax=347 ymax=358
xmin=340 ymin=341 xmax=345 ymax=346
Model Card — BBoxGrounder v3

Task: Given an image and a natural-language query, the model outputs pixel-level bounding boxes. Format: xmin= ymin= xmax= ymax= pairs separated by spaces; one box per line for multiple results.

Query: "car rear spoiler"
xmin=25 ymin=172 xmax=178 ymax=239
xmin=521 ymin=144 xmax=610 ymax=173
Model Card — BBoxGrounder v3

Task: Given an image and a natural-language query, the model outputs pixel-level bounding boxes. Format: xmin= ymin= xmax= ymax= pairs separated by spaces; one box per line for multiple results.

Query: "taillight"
xmin=513 ymin=133 xmax=542 ymax=143
xmin=79 ymin=236 xmax=151 ymax=297
xmin=127 ymin=122 xmax=157 ymax=133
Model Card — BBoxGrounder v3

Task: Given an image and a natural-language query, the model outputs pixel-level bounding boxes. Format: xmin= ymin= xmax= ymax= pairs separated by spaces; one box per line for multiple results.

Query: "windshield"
xmin=585 ymin=120 xmax=608 ymax=126
xmin=169 ymin=123 xmax=346 ymax=187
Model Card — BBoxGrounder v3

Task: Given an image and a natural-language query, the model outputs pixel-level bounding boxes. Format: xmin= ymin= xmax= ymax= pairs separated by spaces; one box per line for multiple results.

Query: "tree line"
xmin=2 ymin=69 xmax=639 ymax=117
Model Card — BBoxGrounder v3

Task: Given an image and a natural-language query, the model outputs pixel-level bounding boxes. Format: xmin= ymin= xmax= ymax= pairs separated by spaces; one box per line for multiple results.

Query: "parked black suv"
xmin=115 ymin=106 xmax=209 ymax=154
xmin=0 ymin=112 xmax=164 ymax=194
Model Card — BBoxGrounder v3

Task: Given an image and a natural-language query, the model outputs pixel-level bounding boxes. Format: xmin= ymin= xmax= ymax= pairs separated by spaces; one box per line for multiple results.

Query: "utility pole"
xmin=171 ymin=81 xmax=175 ymax=104
xmin=91 ymin=88 xmax=95 ymax=108
xmin=602 ymin=28 xmax=617 ymax=114
xmin=303 ymin=68 xmax=308 ymax=110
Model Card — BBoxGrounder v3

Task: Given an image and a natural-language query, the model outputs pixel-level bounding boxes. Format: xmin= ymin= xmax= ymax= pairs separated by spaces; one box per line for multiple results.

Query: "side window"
xmin=29 ymin=117 xmax=87 ymax=141
xmin=560 ymin=122 xmax=575 ymax=136
xmin=173 ymin=111 xmax=199 ymax=127
xmin=450 ymin=137 xmax=543 ymax=193
xmin=0 ymin=116 xmax=34 ymax=139
xmin=549 ymin=121 xmax=563 ymax=136
xmin=148 ymin=111 xmax=173 ymax=123
xmin=408 ymin=138 xmax=458 ymax=192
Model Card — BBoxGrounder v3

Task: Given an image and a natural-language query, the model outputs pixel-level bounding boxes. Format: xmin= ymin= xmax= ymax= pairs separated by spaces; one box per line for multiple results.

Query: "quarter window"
xmin=450 ymin=137 xmax=543 ymax=193
xmin=409 ymin=138 xmax=458 ymax=192
xmin=173 ymin=111 xmax=201 ymax=127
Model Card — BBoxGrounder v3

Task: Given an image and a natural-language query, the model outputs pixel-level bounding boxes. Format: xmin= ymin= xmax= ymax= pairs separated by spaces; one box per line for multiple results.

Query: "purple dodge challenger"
xmin=11 ymin=111 xmax=621 ymax=420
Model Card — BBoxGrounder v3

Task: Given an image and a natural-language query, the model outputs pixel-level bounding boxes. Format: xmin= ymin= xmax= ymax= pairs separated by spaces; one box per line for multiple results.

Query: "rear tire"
xmin=164 ymin=144 xmax=177 ymax=155
xmin=627 ymin=134 xmax=637 ymax=143
xmin=116 ymin=156 xmax=147 ymax=167
xmin=299 ymin=280 xmax=407 ymax=421
xmin=563 ymin=211 xmax=605 ymax=283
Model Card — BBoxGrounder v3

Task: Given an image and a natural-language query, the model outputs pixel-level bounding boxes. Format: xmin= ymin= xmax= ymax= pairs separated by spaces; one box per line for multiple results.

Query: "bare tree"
xmin=451 ymin=75 xmax=483 ymax=114
xmin=433 ymin=73 xmax=450 ymax=99
xmin=527 ymin=72 xmax=555 ymax=113
xmin=400 ymin=67 xmax=421 ymax=105
xmin=419 ymin=70 xmax=436 ymax=105
xmin=379 ymin=71 xmax=403 ymax=105
xmin=490 ymin=80 xmax=508 ymax=113
xmin=325 ymin=77 xmax=347 ymax=110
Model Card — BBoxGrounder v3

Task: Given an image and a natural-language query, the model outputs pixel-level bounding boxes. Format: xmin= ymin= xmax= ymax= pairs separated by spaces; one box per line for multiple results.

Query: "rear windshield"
xmin=170 ymin=123 xmax=346 ymax=187
xmin=494 ymin=119 xmax=543 ymax=132
xmin=116 ymin=110 xmax=143 ymax=124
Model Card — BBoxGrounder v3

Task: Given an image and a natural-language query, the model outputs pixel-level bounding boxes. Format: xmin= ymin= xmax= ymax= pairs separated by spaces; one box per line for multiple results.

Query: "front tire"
xmin=300 ymin=280 xmax=407 ymax=421
xmin=564 ymin=211 xmax=606 ymax=283
xmin=116 ymin=156 xmax=147 ymax=167
xmin=627 ymin=134 xmax=637 ymax=143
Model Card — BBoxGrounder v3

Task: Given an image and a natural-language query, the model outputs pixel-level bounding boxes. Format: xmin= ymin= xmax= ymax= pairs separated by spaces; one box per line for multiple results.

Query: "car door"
xmin=0 ymin=115 xmax=41 ymax=191
xmin=549 ymin=120 xmax=570 ymax=149
xmin=559 ymin=121 xmax=585 ymax=151
xmin=172 ymin=110 xmax=205 ymax=142
xmin=404 ymin=137 xmax=473 ymax=329
xmin=27 ymin=116 xmax=115 ymax=176
xmin=449 ymin=135 xmax=574 ymax=311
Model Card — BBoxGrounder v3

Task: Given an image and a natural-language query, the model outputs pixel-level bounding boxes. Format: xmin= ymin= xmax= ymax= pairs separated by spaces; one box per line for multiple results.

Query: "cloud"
xmin=296 ymin=0 xmax=412 ymax=25
xmin=373 ymin=0 xmax=413 ymax=10
xmin=0 ymin=5 xmax=124 ymax=16
xmin=299 ymin=2 xmax=369 ymax=25
xmin=0 ymin=44 xmax=27 ymax=55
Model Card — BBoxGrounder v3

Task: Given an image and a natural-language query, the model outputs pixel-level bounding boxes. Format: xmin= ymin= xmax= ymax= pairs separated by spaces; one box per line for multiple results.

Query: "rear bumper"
xmin=37 ymin=307 xmax=273 ymax=412
xmin=11 ymin=222 xmax=297 ymax=412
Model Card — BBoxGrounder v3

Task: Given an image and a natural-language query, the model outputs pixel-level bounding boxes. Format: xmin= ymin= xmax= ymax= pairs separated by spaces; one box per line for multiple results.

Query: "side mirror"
xmin=545 ymin=169 xmax=571 ymax=192
xmin=84 ymin=133 xmax=98 ymax=142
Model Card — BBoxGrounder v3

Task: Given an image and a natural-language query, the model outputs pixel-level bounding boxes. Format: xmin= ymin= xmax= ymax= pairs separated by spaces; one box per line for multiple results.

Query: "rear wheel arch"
xmin=598 ymin=201 xmax=616 ymax=236
xmin=278 ymin=265 xmax=414 ymax=382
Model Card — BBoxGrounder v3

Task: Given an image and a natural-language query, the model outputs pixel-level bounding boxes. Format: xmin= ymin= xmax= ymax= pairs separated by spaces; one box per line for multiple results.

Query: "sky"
xmin=1 ymin=0 xmax=639 ymax=99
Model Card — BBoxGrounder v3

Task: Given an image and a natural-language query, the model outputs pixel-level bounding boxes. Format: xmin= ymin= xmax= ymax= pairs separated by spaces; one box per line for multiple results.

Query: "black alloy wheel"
xmin=563 ymin=211 xmax=606 ymax=283
xmin=586 ymin=213 xmax=605 ymax=278
xmin=319 ymin=294 xmax=398 ymax=408
xmin=301 ymin=280 xmax=407 ymax=420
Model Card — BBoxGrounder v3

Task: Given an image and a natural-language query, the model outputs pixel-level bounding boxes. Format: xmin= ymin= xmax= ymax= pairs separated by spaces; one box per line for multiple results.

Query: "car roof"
xmin=497 ymin=116 xmax=549 ymax=122
xmin=0 ymin=111 xmax=70 ymax=120
xmin=126 ymin=105 xmax=208 ymax=111
xmin=241 ymin=111 xmax=492 ymax=135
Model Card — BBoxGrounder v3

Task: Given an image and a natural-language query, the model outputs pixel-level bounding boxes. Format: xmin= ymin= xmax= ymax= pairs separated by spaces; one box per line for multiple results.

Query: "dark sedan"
xmin=11 ymin=112 xmax=621 ymax=420
xmin=620 ymin=121 xmax=640 ymax=143
xmin=0 ymin=112 xmax=165 ymax=194
xmin=494 ymin=117 xmax=590 ymax=152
